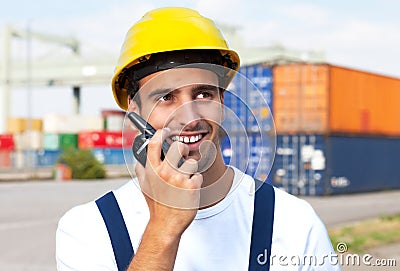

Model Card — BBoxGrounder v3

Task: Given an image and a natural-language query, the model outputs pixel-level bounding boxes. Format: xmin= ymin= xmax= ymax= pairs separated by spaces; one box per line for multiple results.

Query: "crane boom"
xmin=10 ymin=26 xmax=79 ymax=54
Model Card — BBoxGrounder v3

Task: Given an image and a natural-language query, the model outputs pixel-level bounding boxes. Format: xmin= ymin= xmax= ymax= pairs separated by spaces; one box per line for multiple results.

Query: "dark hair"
xmin=126 ymin=78 xmax=141 ymax=108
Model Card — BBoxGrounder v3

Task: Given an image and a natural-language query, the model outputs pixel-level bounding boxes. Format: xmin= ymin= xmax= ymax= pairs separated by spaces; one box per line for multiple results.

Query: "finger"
xmin=164 ymin=141 xmax=189 ymax=169
xmin=178 ymin=158 xmax=198 ymax=175
xmin=189 ymin=173 xmax=203 ymax=189
xmin=146 ymin=128 xmax=171 ymax=168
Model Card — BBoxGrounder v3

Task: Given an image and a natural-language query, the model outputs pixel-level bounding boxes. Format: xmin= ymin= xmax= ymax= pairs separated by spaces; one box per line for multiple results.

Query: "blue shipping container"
xmin=224 ymin=67 xmax=248 ymax=133
xmin=14 ymin=150 xmax=61 ymax=168
xmin=244 ymin=64 xmax=273 ymax=132
xmin=220 ymin=131 xmax=275 ymax=182
xmin=223 ymin=64 xmax=273 ymax=134
xmin=38 ymin=150 xmax=61 ymax=167
xmin=92 ymin=148 xmax=134 ymax=165
xmin=270 ymin=134 xmax=400 ymax=196
xmin=269 ymin=135 xmax=326 ymax=196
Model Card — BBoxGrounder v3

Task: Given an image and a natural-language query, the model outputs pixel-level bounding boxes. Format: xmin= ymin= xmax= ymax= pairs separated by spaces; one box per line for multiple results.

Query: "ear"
xmin=128 ymin=97 xmax=140 ymax=114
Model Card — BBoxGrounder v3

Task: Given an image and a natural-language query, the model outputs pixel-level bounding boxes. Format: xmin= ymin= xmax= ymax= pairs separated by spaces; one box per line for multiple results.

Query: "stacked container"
xmin=222 ymin=64 xmax=275 ymax=181
xmin=79 ymin=130 xmax=130 ymax=164
xmin=269 ymin=63 xmax=400 ymax=195
xmin=0 ymin=134 xmax=15 ymax=168
xmin=41 ymin=114 xmax=104 ymax=167
xmin=79 ymin=110 xmax=136 ymax=165
xmin=1 ymin=112 xmax=138 ymax=173
xmin=7 ymin=118 xmax=44 ymax=168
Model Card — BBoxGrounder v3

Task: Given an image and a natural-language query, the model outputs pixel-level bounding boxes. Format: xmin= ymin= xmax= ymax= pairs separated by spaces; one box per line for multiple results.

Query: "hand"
xmin=135 ymin=128 xmax=203 ymax=238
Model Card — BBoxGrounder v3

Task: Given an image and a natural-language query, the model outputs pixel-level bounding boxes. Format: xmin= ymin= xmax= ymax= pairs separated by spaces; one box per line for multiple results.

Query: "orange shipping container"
xmin=273 ymin=63 xmax=400 ymax=136
xmin=329 ymin=66 xmax=400 ymax=136
xmin=273 ymin=64 xmax=329 ymax=134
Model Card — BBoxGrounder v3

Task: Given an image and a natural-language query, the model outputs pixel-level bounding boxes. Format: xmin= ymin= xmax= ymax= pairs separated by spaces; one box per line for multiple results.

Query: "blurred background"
xmin=1 ymin=0 xmax=400 ymax=195
xmin=0 ymin=1 xmax=400 ymax=270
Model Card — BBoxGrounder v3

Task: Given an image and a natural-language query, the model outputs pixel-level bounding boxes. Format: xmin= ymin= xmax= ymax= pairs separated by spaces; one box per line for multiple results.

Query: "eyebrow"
xmin=146 ymin=88 xmax=173 ymax=100
xmin=191 ymin=84 xmax=220 ymax=93
xmin=146 ymin=84 xmax=220 ymax=100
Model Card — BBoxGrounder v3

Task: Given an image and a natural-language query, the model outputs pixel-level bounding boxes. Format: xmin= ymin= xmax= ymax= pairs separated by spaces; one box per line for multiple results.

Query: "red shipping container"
xmin=0 ymin=134 xmax=15 ymax=150
xmin=78 ymin=131 xmax=136 ymax=149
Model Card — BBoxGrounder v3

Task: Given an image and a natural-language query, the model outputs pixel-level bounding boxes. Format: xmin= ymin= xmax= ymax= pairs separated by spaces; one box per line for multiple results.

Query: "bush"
xmin=57 ymin=149 xmax=106 ymax=179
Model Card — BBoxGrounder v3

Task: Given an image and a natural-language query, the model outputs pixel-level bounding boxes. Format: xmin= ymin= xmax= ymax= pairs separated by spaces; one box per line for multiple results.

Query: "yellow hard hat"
xmin=111 ymin=7 xmax=240 ymax=110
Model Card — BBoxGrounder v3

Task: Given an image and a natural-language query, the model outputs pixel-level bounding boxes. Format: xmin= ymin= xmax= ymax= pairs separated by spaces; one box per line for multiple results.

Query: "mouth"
xmin=170 ymin=133 xmax=207 ymax=145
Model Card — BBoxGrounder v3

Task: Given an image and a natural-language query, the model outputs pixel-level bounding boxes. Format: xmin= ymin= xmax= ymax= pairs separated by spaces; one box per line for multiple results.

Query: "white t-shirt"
xmin=56 ymin=167 xmax=341 ymax=270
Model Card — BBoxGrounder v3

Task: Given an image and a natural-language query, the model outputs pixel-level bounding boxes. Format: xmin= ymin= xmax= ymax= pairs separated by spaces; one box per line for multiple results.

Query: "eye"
xmin=158 ymin=93 xmax=173 ymax=102
xmin=196 ymin=91 xmax=213 ymax=99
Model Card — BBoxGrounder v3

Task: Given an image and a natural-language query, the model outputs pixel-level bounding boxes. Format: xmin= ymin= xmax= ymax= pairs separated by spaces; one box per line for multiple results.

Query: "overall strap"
xmin=95 ymin=191 xmax=134 ymax=271
xmin=248 ymin=180 xmax=276 ymax=271
xmin=96 ymin=181 xmax=275 ymax=271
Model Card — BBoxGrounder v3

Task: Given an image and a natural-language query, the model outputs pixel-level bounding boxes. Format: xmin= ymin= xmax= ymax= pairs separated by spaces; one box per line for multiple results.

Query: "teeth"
xmin=171 ymin=134 xmax=203 ymax=144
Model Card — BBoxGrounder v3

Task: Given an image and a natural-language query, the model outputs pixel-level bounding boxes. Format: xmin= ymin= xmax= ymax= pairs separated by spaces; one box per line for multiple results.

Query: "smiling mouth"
xmin=171 ymin=133 xmax=207 ymax=144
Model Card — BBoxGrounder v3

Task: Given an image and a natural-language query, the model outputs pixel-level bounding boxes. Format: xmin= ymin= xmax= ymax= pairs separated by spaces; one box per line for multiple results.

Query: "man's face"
xmin=131 ymin=67 xmax=224 ymax=163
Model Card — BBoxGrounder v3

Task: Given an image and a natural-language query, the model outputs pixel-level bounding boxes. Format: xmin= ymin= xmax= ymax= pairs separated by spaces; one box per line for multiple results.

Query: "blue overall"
xmin=96 ymin=180 xmax=275 ymax=271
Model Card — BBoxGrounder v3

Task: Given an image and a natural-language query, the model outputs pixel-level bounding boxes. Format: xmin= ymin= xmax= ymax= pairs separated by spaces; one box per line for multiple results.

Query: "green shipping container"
xmin=59 ymin=134 xmax=78 ymax=150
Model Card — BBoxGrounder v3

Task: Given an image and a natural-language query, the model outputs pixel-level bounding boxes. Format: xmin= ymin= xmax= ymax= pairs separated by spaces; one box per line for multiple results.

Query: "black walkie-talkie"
xmin=127 ymin=112 xmax=185 ymax=167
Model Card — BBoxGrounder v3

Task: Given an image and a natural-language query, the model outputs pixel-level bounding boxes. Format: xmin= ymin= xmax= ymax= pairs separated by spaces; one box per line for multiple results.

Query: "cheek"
xmin=197 ymin=102 xmax=224 ymax=123
xmin=145 ymin=107 xmax=175 ymax=129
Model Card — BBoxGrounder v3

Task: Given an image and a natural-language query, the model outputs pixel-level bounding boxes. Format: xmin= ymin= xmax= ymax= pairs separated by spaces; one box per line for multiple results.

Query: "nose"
xmin=174 ymin=100 xmax=201 ymax=127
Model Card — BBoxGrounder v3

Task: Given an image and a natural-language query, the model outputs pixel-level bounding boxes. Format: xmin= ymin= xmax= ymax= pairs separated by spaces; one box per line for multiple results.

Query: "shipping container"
xmin=10 ymin=150 xmax=61 ymax=168
xmin=224 ymin=65 xmax=274 ymax=133
xmin=220 ymin=131 xmax=275 ymax=181
xmin=43 ymin=114 xmax=103 ymax=133
xmin=102 ymin=110 xmax=126 ymax=131
xmin=220 ymin=133 xmax=249 ymax=173
xmin=59 ymin=134 xmax=78 ymax=150
xmin=12 ymin=150 xmax=40 ymax=168
xmin=273 ymin=63 xmax=400 ymax=136
xmin=92 ymin=148 xmax=134 ymax=165
xmin=13 ymin=131 xmax=43 ymax=150
xmin=79 ymin=131 xmax=136 ymax=149
xmin=0 ymin=150 xmax=12 ymax=168
xmin=37 ymin=150 xmax=62 ymax=167
xmin=329 ymin=66 xmax=400 ymax=136
xmin=7 ymin=118 xmax=42 ymax=133
xmin=11 ymin=151 xmax=25 ymax=168
xmin=224 ymin=67 xmax=248 ymax=133
xmin=42 ymin=133 xmax=78 ymax=150
xmin=0 ymin=134 xmax=15 ymax=150
xmin=244 ymin=64 xmax=274 ymax=132
xmin=43 ymin=133 xmax=60 ymax=150
xmin=273 ymin=64 xmax=329 ymax=134
xmin=269 ymin=134 xmax=400 ymax=195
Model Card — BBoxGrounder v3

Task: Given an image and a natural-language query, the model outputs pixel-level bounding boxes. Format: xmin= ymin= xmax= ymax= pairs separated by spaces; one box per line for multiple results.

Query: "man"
xmin=56 ymin=7 xmax=340 ymax=271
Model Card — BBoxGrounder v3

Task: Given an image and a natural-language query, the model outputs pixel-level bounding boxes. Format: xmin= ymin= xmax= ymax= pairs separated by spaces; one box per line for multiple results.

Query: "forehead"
xmin=138 ymin=68 xmax=219 ymax=94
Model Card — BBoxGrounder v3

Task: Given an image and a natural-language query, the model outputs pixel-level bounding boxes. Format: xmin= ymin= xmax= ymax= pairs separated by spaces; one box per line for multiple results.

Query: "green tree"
xmin=57 ymin=149 xmax=106 ymax=179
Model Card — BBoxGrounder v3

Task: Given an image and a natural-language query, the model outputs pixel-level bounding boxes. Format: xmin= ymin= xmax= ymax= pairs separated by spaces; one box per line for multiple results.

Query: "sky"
xmin=1 ymin=0 xmax=400 ymax=131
